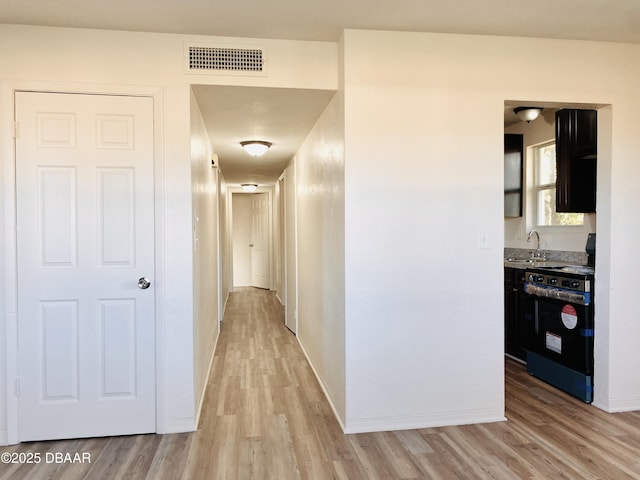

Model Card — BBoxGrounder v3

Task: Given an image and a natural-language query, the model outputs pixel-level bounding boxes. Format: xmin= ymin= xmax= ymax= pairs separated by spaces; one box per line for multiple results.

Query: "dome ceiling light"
xmin=240 ymin=140 xmax=272 ymax=157
xmin=514 ymin=107 xmax=543 ymax=123
xmin=241 ymin=184 xmax=258 ymax=193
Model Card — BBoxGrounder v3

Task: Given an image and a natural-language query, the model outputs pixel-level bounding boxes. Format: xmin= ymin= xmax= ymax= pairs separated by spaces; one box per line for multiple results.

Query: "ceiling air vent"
xmin=185 ymin=43 xmax=267 ymax=77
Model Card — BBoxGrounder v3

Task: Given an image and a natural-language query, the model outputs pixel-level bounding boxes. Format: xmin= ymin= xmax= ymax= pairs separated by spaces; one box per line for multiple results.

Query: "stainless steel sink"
xmin=504 ymin=258 xmax=546 ymax=264
xmin=504 ymin=258 xmax=568 ymax=268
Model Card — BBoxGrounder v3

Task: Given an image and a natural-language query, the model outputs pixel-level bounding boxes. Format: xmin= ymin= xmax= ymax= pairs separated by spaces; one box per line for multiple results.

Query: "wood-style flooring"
xmin=2 ymin=287 xmax=640 ymax=479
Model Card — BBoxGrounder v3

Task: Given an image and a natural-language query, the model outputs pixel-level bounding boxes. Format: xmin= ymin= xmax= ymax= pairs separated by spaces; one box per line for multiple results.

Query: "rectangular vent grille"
xmin=188 ymin=46 xmax=264 ymax=72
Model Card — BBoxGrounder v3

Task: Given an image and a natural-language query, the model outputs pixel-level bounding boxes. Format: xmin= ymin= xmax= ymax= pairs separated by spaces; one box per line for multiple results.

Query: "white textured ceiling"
xmin=5 ymin=0 xmax=637 ymax=184
xmin=192 ymin=86 xmax=336 ymax=184
xmin=4 ymin=0 xmax=640 ymax=43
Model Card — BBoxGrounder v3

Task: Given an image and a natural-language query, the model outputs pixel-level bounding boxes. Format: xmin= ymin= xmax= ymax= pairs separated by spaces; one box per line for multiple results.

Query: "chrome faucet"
xmin=527 ymin=229 xmax=544 ymax=259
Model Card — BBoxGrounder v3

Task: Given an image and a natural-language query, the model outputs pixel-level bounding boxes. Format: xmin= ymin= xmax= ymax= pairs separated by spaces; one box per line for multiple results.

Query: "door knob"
xmin=249 ymin=244 xmax=254 ymax=247
xmin=138 ymin=277 xmax=151 ymax=289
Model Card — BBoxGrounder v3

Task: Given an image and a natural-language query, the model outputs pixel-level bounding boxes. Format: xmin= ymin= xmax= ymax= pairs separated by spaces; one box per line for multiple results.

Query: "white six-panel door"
xmin=15 ymin=92 xmax=156 ymax=441
xmin=251 ymin=193 xmax=270 ymax=289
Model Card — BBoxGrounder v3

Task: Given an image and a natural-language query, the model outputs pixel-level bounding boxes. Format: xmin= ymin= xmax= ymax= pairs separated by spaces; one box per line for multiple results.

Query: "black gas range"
xmin=522 ymin=257 xmax=595 ymax=403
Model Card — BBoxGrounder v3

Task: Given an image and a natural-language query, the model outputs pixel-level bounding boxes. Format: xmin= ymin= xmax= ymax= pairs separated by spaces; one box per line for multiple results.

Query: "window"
xmin=534 ymin=142 xmax=584 ymax=226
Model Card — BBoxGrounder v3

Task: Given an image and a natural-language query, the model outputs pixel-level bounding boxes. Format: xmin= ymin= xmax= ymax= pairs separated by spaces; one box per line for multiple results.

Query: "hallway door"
xmin=283 ymin=166 xmax=297 ymax=333
xmin=15 ymin=91 xmax=156 ymax=441
xmin=251 ymin=193 xmax=270 ymax=289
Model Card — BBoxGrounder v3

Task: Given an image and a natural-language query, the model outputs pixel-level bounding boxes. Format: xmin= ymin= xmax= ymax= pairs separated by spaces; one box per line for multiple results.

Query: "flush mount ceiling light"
xmin=241 ymin=184 xmax=258 ymax=193
xmin=514 ymin=107 xmax=543 ymax=123
xmin=240 ymin=140 xmax=272 ymax=157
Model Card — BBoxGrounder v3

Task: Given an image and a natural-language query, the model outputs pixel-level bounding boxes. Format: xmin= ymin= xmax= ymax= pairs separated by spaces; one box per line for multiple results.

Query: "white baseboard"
xmin=194 ymin=329 xmax=220 ymax=428
xmin=344 ymin=409 xmax=506 ymax=434
xmin=222 ymin=291 xmax=230 ymax=318
xmin=593 ymin=396 xmax=640 ymax=413
xmin=163 ymin=419 xmax=197 ymax=434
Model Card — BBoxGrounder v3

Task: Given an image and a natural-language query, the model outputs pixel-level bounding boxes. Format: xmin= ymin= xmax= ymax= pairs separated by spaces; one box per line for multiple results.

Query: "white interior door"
xmin=283 ymin=167 xmax=297 ymax=334
xmin=15 ymin=91 xmax=156 ymax=441
xmin=232 ymin=193 xmax=252 ymax=286
xmin=251 ymin=193 xmax=270 ymax=289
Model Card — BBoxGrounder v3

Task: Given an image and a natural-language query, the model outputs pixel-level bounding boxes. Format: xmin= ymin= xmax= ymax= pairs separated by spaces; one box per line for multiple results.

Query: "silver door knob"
xmin=138 ymin=277 xmax=151 ymax=289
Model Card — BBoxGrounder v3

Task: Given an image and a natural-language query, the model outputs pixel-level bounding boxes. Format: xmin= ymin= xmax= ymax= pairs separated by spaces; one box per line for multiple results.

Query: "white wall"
xmin=232 ymin=194 xmax=253 ymax=286
xmin=3 ymin=21 xmax=640 ymax=442
xmin=283 ymin=164 xmax=298 ymax=333
xmin=342 ymin=30 xmax=505 ymax=432
xmin=505 ymin=109 xmax=596 ymax=252
xmin=0 ymin=148 xmax=5 ymax=441
xmin=190 ymin=90 xmax=220 ymax=422
xmin=0 ymin=23 xmax=337 ymax=443
xmin=295 ymin=91 xmax=346 ymax=424
xmin=341 ymin=29 xmax=640 ymax=429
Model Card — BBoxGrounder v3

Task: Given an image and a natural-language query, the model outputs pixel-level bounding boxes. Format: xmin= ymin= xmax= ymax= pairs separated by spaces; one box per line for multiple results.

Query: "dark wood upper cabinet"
xmin=504 ymin=133 xmax=524 ymax=217
xmin=555 ymin=109 xmax=597 ymax=213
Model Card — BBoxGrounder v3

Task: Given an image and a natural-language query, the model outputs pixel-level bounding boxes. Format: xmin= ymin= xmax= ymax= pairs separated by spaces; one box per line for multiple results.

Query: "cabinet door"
xmin=573 ymin=109 xmax=597 ymax=159
xmin=505 ymin=268 xmax=527 ymax=361
xmin=504 ymin=134 xmax=523 ymax=217
xmin=555 ymin=110 xmax=572 ymax=211
xmin=504 ymin=268 xmax=517 ymax=356
xmin=555 ymin=109 xmax=597 ymax=213
xmin=518 ymin=291 xmax=535 ymax=354
xmin=514 ymin=270 xmax=528 ymax=360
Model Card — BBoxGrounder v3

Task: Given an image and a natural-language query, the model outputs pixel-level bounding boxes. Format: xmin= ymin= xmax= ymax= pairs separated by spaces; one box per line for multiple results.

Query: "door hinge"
xmin=15 ymin=378 xmax=21 ymax=397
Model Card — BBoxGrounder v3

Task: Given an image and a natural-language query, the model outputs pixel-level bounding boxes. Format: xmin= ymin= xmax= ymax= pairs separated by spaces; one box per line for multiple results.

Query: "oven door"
xmin=526 ymin=295 xmax=593 ymax=374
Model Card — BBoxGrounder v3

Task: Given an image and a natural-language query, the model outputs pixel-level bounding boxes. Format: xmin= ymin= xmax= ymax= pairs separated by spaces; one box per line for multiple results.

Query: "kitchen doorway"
xmin=503 ymin=100 xmax=612 ymax=411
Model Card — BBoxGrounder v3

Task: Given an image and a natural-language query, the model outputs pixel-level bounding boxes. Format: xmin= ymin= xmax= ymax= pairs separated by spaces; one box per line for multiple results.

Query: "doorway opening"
xmin=232 ymin=191 xmax=271 ymax=290
xmin=503 ymin=100 xmax=612 ymax=411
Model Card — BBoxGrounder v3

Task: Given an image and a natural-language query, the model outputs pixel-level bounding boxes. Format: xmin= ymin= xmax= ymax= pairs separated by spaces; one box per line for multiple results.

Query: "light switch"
xmin=477 ymin=229 xmax=490 ymax=249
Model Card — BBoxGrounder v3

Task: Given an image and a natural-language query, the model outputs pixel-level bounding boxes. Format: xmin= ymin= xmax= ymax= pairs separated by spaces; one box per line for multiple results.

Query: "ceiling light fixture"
xmin=240 ymin=140 xmax=272 ymax=157
xmin=241 ymin=184 xmax=258 ymax=193
xmin=514 ymin=107 xmax=543 ymax=123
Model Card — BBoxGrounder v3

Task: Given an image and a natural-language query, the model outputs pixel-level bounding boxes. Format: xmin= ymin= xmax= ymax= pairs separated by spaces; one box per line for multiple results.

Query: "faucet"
xmin=527 ymin=229 xmax=544 ymax=259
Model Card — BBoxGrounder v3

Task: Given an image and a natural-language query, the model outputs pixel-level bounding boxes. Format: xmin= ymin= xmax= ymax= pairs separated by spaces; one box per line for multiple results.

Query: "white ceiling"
xmin=5 ymin=0 xmax=638 ymax=184
xmin=4 ymin=0 xmax=639 ymax=44
xmin=192 ymin=86 xmax=336 ymax=184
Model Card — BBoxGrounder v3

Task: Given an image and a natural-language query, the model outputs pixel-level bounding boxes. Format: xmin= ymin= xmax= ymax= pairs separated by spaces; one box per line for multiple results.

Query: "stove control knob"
xmin=570 ymin=280 xmax=580 ymax=288
xmin=548 ymin=278 xmax=558 ymax=285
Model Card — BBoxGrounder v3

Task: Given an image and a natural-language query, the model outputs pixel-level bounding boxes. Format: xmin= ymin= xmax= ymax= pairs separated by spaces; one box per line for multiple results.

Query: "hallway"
xmin=3 ymin=288 xmax=640 ymax=479
xmin=183 ymin=287 xmax=349 ymax=478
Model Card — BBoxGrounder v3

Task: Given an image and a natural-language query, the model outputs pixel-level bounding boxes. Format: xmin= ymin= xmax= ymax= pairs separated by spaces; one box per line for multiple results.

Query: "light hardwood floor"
xmin=3 ymin=287 xmax=640 ymax=479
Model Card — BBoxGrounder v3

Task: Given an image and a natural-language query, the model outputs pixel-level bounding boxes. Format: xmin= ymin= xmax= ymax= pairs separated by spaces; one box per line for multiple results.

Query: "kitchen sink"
xmin=504 ymin=258 xmax=547 ymax=264
xmin=504 ymin=258 xmax=569 ymax=268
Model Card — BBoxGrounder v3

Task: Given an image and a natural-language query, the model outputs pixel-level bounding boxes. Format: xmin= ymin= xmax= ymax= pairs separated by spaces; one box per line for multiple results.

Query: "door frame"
xmin=1 ymin=81 xmax=166 ymax=445
xmin=227 ymin=185 xmax=275 ymax=292
xmin=282 ymin=165 xmax=298 ymax=334
xmin=249 ymin=192 xmax=271 ymax=289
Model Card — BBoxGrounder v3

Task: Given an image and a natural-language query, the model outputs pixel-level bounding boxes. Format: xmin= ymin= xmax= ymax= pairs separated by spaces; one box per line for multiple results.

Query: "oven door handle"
xmin=534 ymin=298 xmax=539 ymax=335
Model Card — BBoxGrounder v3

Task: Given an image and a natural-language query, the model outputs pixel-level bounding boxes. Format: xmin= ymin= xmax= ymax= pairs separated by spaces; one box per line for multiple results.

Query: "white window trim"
xmin=532 ymin=140 xmax=584 ymax=227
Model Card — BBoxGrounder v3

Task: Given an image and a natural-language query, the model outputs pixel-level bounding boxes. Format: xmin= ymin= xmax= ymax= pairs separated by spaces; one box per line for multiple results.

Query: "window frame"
xmin=533 ymin=140 xmax=584 ymax=227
